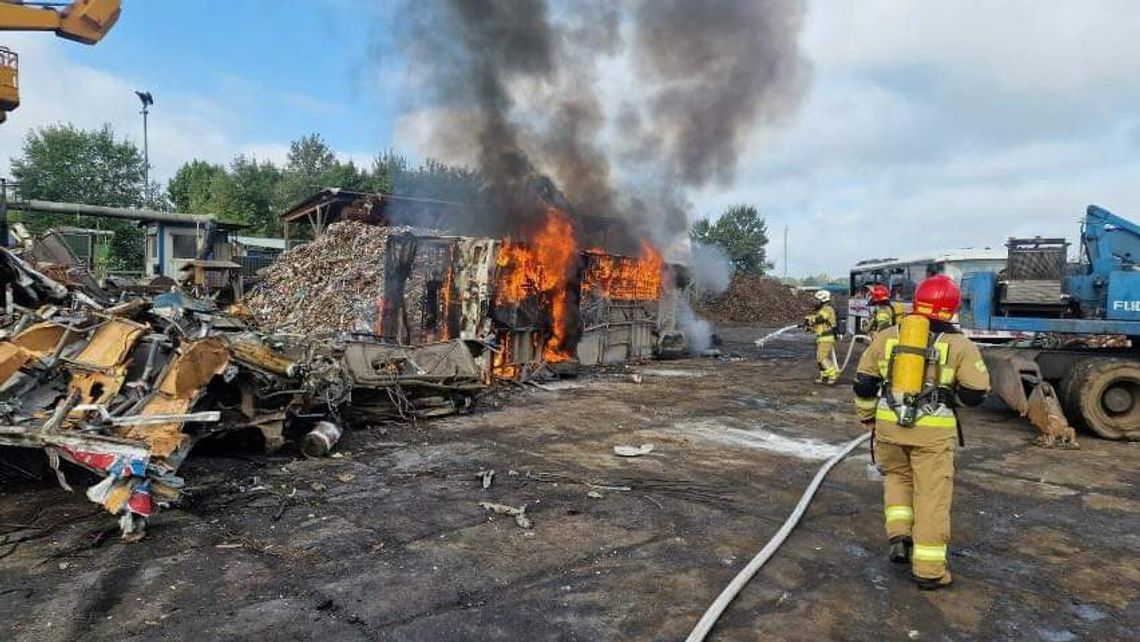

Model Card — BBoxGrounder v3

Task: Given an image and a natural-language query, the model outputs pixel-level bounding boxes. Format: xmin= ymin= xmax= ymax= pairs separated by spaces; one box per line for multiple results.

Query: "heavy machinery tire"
xmin=1060 ymin=358 xmax=1140 ymax=441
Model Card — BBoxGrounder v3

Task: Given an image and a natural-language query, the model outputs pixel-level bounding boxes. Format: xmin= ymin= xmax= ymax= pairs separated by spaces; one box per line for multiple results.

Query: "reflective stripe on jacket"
xmin=810 ymin=304 xmax=837 ymax=339
xmin=853 ymin=324 xmax=990 ymax=445
xmin=867 ymin=304 xmax=895 ymax=334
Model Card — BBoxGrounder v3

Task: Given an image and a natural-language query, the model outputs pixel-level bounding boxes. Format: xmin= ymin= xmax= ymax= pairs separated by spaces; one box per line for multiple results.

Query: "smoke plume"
xmin=387 ymin=0 xmax=810 ymax=253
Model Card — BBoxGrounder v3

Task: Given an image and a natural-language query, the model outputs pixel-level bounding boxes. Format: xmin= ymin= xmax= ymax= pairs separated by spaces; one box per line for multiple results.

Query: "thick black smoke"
xmin=388 ymin=0 xmax=809 ymax=252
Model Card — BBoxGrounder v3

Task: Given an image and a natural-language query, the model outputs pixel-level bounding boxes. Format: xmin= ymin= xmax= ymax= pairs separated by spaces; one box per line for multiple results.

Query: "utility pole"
xmin=0 ymin=178 xmax=7 ymax=248
xmin=135 ymin=90 xmax=154 ymax=202
xmin=783 ymin=226 xmax=788 ymax=281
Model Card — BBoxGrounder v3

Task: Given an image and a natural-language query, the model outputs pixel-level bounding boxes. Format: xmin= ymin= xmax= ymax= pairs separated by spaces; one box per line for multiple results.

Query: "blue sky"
xmin=2 ymin=1 xmax=1139 ymax=277
xmin=79 ymin=1 xmax=393 ymax=158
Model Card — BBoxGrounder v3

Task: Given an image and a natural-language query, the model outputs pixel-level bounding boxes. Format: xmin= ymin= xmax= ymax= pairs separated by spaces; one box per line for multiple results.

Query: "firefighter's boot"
xmin=914 ymin=571 xmax=953 ymax=591
xmin=889 ymin=537 xmax=913 ymax=564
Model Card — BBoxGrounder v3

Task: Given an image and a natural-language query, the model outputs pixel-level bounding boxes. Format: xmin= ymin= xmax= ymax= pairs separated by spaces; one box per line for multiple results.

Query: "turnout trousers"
xmin=816 ymin=336 xmax=838 ymax=380
xmin=874 ymin=438 xmax=955 ymax=580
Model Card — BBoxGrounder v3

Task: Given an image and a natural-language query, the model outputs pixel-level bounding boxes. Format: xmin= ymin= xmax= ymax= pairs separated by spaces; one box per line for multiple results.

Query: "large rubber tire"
xmin=1059 ymin=358 xmax=1140 ymax=441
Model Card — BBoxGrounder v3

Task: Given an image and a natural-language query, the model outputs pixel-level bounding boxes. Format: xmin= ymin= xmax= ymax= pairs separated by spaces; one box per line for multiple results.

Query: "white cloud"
xmin=707 ymin=0 xmax=1140 ymax=277
xmin=0 ymin=34 xmax=369 ymax=186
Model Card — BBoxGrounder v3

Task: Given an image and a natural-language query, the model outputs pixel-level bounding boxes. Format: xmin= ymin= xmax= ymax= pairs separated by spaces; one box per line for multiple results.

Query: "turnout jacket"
xmin=853 ymin=322 xmax=990 ymax=447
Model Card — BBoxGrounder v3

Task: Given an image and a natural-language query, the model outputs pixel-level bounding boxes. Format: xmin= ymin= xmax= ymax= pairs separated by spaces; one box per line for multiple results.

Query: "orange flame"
xmin=582 ymin=240 xmax=663 ymax=301
xmin=495 ymin=208 xmax=580 ymax=364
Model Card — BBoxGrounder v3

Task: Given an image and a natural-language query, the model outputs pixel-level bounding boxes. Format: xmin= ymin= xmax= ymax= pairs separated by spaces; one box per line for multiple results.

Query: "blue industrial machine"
xmin=960 ymin=205 xmax=1139 ymax=440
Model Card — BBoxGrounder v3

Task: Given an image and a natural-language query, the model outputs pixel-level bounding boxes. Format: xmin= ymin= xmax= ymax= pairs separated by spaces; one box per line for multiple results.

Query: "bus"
xmin=847 ymin=248 xmax=1023 ymax=341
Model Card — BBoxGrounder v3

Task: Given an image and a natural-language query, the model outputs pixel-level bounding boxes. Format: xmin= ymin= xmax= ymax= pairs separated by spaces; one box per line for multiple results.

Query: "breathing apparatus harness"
xmin=882 ymin=333 xmax=948 ymax=427
xmin=877 ymin=315 xmax=965 ymax=447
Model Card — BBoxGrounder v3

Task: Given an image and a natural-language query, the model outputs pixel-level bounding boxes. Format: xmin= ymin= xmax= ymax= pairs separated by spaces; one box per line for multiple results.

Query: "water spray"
xmin=752 ymin=324 xmax=799 ymax=348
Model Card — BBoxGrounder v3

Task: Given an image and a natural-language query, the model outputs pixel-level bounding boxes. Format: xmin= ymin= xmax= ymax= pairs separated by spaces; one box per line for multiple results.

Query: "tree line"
xmin=7 ymin=123 xmax=775 ymax=275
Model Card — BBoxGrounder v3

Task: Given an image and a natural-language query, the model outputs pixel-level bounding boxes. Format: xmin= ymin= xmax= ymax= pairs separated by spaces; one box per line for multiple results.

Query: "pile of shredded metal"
xmin=245 ymin=221 xmax=431 ymax=334
xmin=695 ymin=274 xmax=817 ymax=324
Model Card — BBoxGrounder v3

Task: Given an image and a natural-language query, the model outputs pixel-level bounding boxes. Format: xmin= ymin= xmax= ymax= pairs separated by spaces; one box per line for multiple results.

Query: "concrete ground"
xmin=1 ymin=324 xmax=1137 ymax=641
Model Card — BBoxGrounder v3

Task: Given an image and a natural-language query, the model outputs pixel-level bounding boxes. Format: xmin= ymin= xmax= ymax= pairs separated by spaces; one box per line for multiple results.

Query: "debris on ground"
xmin=477 ymin=469 xmax=495 ymax=489
xmin=695 ymin=273 xmax=816 ymax=324
xmin=478 ymin=501 xmax=532 ymax=529
xmin=614 ymin=443 xmax=655 ymax=457
xmin=0 ymin=243 xmax=487 ymax=539
xmin=301 ymin=420 xmax=344 ymax=458
xmin=1026 ymin=382 xmax=1080 ymax=449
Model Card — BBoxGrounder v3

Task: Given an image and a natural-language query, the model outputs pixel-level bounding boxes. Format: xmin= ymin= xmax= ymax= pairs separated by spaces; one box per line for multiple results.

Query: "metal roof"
xmin=852 ymin=247 xmax=1006 ymax=270
xmin=234 ymin=235 xmax=286 ymax=250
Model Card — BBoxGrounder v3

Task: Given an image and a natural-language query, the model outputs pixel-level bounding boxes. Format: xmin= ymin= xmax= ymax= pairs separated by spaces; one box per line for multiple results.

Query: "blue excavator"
xmin=960 ymin=205 xmax=1140 ymax=441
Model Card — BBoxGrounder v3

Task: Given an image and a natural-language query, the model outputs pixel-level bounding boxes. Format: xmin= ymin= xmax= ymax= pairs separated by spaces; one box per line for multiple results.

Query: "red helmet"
xmin=913 ymin=274 xmax=960 ymax=321
xmin=868 ymin=284 xmax=890 ymax=304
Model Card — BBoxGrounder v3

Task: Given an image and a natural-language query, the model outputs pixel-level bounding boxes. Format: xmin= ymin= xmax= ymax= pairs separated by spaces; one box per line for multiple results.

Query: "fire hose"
xmin=684 ymin=431 xmax=872 ymax=642
xmin=834 ymin=333 xmax=870 ymax=374
xmin=754 ymin=325 xmax=869 ymax=375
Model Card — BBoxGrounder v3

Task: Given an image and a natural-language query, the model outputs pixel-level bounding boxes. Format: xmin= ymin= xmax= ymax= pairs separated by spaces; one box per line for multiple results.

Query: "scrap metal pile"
xmin=245 ymin=221 xmax=437 ymax=334
xmin=695 ymin=273 xmax=816 ymax=324
xmin=0 ymin=239 xmax=486 ymax=539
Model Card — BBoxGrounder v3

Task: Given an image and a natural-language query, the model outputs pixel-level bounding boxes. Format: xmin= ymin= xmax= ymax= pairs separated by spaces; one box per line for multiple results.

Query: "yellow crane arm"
xmin=0 ymin=0 xmax=121 ymax=45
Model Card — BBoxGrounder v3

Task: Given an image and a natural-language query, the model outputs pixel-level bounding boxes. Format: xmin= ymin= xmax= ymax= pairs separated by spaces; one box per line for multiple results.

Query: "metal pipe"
xmin=9 ymin=199 xmax=217 ymax=226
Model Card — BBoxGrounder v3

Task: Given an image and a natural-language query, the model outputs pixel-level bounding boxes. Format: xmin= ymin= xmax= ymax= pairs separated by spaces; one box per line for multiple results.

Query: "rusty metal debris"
xmin=478 ymin=501 xmax=532 ymax=529
xmin=1026 ymin=382 xmax=1079 ymax=449
xmin=0 ymin=238 xmax=490 ymax=540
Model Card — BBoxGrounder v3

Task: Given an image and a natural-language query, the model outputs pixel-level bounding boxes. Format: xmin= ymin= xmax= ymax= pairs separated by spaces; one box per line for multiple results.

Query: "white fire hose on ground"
xmin=684 ymin=431 xmax=873 ymax=642
xmin=754 ymin=325 xmax=869 ymax=376
xmin=686 ymin=326 xmax=876 ymax=640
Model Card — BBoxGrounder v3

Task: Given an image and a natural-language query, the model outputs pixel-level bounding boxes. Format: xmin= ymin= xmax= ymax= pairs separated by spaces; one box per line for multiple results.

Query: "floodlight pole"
xmin=136 ymin=90 xmax=153 ymax=202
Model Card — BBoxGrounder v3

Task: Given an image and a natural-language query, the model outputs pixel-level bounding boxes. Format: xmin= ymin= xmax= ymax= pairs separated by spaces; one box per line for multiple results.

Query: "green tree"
xmin=369 ymin=150 xmax=408 ymax=193
xmin=285 ymin=133 xmax=337 ymax=177
xmin=167 ymin=156 xmax=282 ymax=234
xmin=10 ymin=124 xmax=147 ymax=269
xmin=228 ymin=156 xmax=282 ymax=235
xmin=167 ymin=160 xmax=228 ymax=213
xmin=321 ymin=159 xmax=369 ymax=192
xmin=690 ymin=205 xmax=772 ymax=275
xmin=273 ymin=133 xmax=338 ymax=214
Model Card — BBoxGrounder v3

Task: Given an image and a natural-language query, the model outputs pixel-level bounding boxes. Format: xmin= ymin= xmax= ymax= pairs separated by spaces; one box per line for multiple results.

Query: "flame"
xmin=582 ymin=240 xmax=663 ymax=301
xmin=494 ymin=208 xmax=579 ymax=364
xmin=440 ymin=259 xmax=454 ymax=341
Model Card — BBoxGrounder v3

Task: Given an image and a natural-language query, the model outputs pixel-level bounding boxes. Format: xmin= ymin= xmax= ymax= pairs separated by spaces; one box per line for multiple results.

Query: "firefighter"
xmin=865 ymin=284 xmax=896 ymax=338
xmin=805 ymin=289 xmax=839 ymax=384
xmin=852 ymin=275 xmax=989 ymax=590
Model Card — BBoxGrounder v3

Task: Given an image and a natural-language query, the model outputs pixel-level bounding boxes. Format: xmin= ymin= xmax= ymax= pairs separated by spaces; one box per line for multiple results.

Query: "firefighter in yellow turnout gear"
xmin=865 ymin=283 xmax=896 ymax=339
xmin=805 ymin=289 xmax=839 ymax=384
xmin=852 ymin=275 xmax=989 ymax=590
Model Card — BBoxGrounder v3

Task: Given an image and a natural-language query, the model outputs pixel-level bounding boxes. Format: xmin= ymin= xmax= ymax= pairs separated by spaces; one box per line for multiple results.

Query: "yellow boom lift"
xmin=0 ymin=0 xmax=121 ymax=123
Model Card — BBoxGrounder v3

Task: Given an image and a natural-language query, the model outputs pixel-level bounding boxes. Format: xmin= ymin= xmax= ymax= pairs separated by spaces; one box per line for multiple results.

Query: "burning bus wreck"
xmin=264 ymin=183 xmax=699 ymax=381
xmin=371 ymin=239 xmax=680 ymax=381
xmin=370 ymin=207 xmax=691 ymax=380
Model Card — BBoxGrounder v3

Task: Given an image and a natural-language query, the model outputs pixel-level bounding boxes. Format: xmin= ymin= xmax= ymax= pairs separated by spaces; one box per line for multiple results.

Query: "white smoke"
xmin=678 ymin=297 xmax=716 ymax=354
xmin=688 ymin=241 xmax=733 ymax=296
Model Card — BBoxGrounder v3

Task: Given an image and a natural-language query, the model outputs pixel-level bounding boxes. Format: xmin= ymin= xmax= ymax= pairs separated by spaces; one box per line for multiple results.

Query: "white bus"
xmin=847 ymin=249 xmax=1023 ymax=341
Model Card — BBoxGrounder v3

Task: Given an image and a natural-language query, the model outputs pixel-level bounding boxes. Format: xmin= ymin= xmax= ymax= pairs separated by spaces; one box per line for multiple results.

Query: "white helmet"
xmin=814 ymin=289 xmax=832 ymax=303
